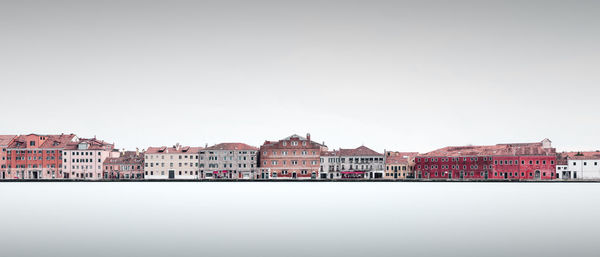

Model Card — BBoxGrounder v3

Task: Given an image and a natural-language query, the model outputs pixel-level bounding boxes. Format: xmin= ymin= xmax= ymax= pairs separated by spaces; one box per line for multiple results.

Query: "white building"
xmin=319 ymin=150 xmax=340 ymax=179
xmin=199 ymin=143 xmax=258 ymax=179
xmin=557 ymin=152 xmax=600 ymax=179
xmin=144 ymin=144 xmax=201 ymax=180
xmin=62 ymin=138 xmax=114 ymax=180
xmin=338 ymin=146 xmax=385 ymax=179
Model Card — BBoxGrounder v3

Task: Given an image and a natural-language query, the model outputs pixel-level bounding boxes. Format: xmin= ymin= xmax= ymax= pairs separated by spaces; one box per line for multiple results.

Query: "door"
xmin=504 ymin=173 xmax=508 ymax=179
xmin=1 ymin=172 xmax=4 ymax=179
xmin=169 ymin=170 xmax=175 ymax=179
xmin=484 ymin=171 xmax=488 ymax=180
xmin=292 ymin=172 xmax=297 ymax=179
xmin=32 ymin=171 xmax=39 ymax=179
xmin=535 ymin=170 xmax=541 ymax=180
xmin=64 ymin=173 xmax=69 ymax=179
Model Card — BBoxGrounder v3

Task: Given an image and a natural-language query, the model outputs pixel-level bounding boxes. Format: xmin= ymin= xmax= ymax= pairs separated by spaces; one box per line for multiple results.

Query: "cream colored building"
xmin=384 ymin=151 xmax=418 ymax=180
xmin=62 ymin=138 xmax=114 ymax=180
xmin=144 ymin=144 xmax=201 ymax=180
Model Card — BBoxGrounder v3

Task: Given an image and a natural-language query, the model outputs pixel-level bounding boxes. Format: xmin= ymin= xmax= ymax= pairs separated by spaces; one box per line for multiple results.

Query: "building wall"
xmin=1 ymin=144 xmax=11 ymax=179
xmin=144 ymin=153 xmax=199 ymax=179
xmin=414 ymin=155 xmax=556 ymax=180
xmin=63 ymin=149 xmax=112 ymax=180
xmin=5 ymin=135 xmax=66 ymax=179
xmin=199 ymin=149 xmax=258 ymax=179
xmin=319 ymin=155 xmax=340 ymax=179
xmin=259 ymin=135 xmax=323 ymax=179
xmin=104 ymin=163 xmax=144 ymax=179
xmin=556 ymin=164 xmax=569 ymax=179
xmin=339 ymin=155 xmax=384 ymax=179
xmin=492 ymin=156 xmax=556 ymax=180
xmin=566 ymin=159 xmax=600 ymax=179
xmin=415 ymin=156 xmax=492 ymax=179
xmin=384 ymin=163 xmax=410 ymax=179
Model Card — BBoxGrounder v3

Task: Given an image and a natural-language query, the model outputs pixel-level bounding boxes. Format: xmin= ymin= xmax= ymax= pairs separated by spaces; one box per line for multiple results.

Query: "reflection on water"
xmin=0 ymin=182 xmax=598 ymax=257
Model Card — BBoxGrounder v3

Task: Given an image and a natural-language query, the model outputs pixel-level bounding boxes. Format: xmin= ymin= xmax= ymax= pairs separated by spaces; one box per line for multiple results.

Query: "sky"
xmin=1 ymin=0 xmax=599 ymax=153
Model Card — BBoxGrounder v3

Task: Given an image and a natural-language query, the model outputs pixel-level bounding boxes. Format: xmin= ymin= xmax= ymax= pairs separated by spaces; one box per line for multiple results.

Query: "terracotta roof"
xmin=0 ymin=135 xmax=16 ymax=146
xmin=146 ymin=145 xmax=202 ymax=154
xmin=339 ymin=146 xmax=382 ymax=156
xmin=558 ymin=151 xmax=600 ymax=160
xmin=204 ymin=143 xmax=258 ymax=151
xmin=320 ymin=150 xmax=339 ymax=157
xmin=386 ymin=155 xmax=409 ymax=165
xmin=104 ymin=151 xmax=144 ymax=165
xmin=40 ymin=134 xmax=77 ymax=148
xmin=386 ymin=151 xmax=419 ymax=158
xmin=9 ymin=134 xmax=77 ymax=149
xmin=261 ymin=134 xmax=326 ymax=148
xmin=65 ymin=138 xmax=114 ymax=150
xmin=422 ymin=140 xmax=555 ymax=157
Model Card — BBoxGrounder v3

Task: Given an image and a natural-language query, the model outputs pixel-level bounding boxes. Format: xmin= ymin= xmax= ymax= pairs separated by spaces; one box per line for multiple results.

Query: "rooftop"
xmin=421 ymin=139 xmax=555 ymax=157
xmin=386 ymin=155 xmax=410 ymax=165
xmin=339 ymin=146 xmax=382 ymax=157
xmin=0 ymin=135 xmax=17 ymax=146
xmin=146 ymin=144 xmax=202 ymax=154
xmin=65 ymin=138 xmax=114 ymax=150
xmin=204 ymin=143 xmax=258 ymax=151
xmin=104 ymin=151 xmax=144 ymax=164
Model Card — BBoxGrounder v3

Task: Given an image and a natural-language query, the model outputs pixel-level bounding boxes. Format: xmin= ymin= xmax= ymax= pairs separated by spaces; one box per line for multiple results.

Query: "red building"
xmin=258 ymin=134 xmax=327 ymax=179
xmin=414 ymin=139 xmax=556 ymax=180
xmin=103 ymin=150 xmax=145 ymax=180
xmin=5 ymin=134 xmax=77 ymax=179
xmin=1 ymin=135 xmax=17 ymax=179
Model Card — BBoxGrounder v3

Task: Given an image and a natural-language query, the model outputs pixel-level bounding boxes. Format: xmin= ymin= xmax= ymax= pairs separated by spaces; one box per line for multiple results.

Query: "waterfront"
xmin=1 ymin=182 xmax=598 ymax=257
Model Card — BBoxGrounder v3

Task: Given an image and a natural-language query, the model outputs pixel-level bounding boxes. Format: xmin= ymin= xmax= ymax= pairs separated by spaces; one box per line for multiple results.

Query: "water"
xmin=0 ymin=182 xmax=598 ymax=257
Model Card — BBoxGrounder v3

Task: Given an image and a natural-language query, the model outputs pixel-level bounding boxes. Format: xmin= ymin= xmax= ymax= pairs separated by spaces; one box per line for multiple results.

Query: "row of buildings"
xmin=1 ymin=133 xmax=599 ymax=181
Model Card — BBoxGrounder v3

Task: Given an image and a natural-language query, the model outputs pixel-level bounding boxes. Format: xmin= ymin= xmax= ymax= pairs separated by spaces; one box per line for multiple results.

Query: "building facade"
xmin=384 ymin=152 xmax=418 ymax=180
xmin=144 ymin=144 xmax=201 ymax=180
xmin=414 ymin=139 xmax=557 ymax=180
xmin=62 ymin=138 xmax=114 ymax=180
xmin=1 ymin=135 xmax=17 ymax=179
xmin=556 ymin=151 xmax=600 ymax=179
xmin=319 ymin=150 xmax=340 ymax=179
xmin=199 ymin=143 xmax=258 ymax=179
xmin=5 ymin=134 xmax=77 ymax=179
xmin=338 ymin=146 xmax=384 ymax=179
xmin=258 ymin=134 xmax=327 ymax=180
xmin=104 ymin=150 xmax=145 ymax=180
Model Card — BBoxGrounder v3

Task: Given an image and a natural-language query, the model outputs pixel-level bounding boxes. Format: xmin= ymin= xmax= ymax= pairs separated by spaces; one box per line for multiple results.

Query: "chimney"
xmin=306 ymin=133 xmax=311 ymax=142
xmin=136 ymin=147 xmax=139 ymax=156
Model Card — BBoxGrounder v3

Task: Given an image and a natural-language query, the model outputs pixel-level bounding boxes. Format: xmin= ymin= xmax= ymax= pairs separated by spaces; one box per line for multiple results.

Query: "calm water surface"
xmin=0 ymin=182 xmax=598 ymax=257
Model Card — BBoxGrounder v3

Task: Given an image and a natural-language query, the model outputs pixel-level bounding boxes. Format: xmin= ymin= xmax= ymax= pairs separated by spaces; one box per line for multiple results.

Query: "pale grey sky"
xmin=1 ymin=0 xmax=599 ymax=153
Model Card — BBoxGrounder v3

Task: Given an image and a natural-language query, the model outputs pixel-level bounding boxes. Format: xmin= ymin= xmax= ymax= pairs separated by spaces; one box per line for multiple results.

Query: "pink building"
xmin=6 ymin=134 xmax=76 ymax=179
xmin=1 ymin=135 xmax=17 ymax=179
xmin=62 ymin=138 xmax=115 ymax=180
xmin=103 ymin=150 xmax=144 ymax=180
